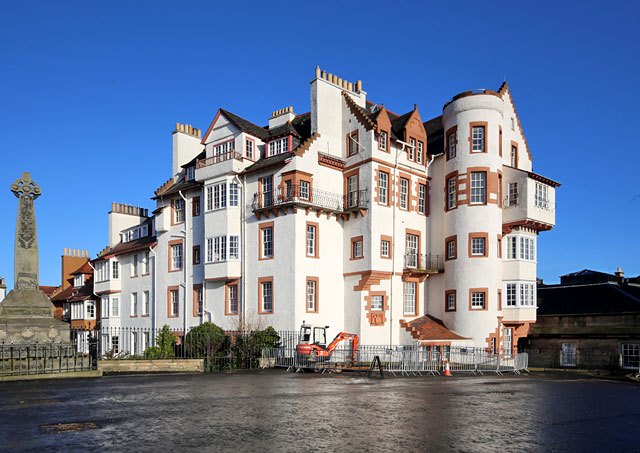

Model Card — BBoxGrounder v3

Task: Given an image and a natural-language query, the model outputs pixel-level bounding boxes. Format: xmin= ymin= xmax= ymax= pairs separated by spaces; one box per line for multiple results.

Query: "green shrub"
xmin=184 ymin=322 xmax=225 ymax=356
xmin=143 ymin=325 xmax=175 ymax=359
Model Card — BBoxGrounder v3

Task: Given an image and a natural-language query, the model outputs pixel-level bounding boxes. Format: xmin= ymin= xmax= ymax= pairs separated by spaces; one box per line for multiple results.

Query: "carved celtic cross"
xmin=11 ymin=172 xmax=41 ymax=290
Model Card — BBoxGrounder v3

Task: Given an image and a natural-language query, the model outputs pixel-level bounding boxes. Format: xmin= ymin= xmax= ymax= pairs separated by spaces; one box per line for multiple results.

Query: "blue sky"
xmin=1 ymin=0 xmax=638 ymax=290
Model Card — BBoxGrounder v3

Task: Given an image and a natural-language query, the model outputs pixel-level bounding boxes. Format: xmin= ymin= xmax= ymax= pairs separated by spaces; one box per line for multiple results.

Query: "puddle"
xmin=40 ymin=422 xmax=100 ymax=434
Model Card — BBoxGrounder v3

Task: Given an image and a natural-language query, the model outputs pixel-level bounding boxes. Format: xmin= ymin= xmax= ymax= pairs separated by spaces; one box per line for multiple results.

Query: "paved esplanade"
xmin=0 ymin=372 xmax=638 ymax=452
xmin=0 ymin=172 xmax=69 ymax=343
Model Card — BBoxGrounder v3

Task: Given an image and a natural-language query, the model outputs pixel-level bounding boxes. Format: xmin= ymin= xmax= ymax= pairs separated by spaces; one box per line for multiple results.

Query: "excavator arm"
xmin=327 ymin=332 xmax=359 ymax=358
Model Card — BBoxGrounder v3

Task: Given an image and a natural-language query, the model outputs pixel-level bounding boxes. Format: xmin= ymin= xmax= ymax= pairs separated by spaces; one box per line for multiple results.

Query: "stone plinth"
xmin=0 ymin=289 xmax=70 ymax=343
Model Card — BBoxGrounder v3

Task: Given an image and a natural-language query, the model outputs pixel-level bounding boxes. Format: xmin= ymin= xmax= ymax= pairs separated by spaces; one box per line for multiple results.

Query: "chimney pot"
xmin=321 ymin=70 xmax=326 ymax=79
xmin=315 ymin=66 xmax=321 ymax=78
xmin=356 ymin=80 xmax=362 ymax=91
xmin=348 ymin=82 xmax=353 ymax=91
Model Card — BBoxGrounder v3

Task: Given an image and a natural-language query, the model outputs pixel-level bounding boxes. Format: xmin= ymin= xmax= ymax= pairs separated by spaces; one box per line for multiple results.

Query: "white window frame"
xmin=504 ymin=281 xmax=537 ymax=308
xmin=229 ymin=284 xmax=239 ymax=314
xmin=622 ymin=344 xmax=640 ymax=370
xmin=171 ymin=244 xmax=183 ymax=270
xmin=472 ymin=126 xmax=485 ymax=152
xmin=131 ymin=292 xmax=138 ymax=316
xmin=111 ymin=297 xmax=120 ymax=317
xmin=403 ymin=281 xmax=416 ymax=315
xmin=261 ymin=281 xmax=273 ymax=312
xmin=229 ymin=236 xmax=239 ymax=260
xmin=447 ymin=177 xmax=457 ymax=210
xmin=132 ymin=254 xmax=138 ymax=277
xmin=471 ymin=292 xmax=485 ymax=309
xmin=447 ymin=132 xmax=456 ymax=158
xmin=399 ymin=178 xmax=409 ymax=209
xmin=471 ymin=237 xmax=485 ymax=256
xmin=262 ymin=227 xmax=273 ymax=258
xmin=447 ymin=239 xmax=456 ymax=259
xmin=381 ymin=240 xmax=390 ymax=258
xmin=378 ymin=171 xmax=388 ymax=205
xmin=245 ymin=138 xmax=254 ymax=160
xmin=408 ymin=138 xmax=416 ymax=161
xmin=379 ymin=131 xmax=387 ymax=150
xmin=267 ymin=137 xmax=289 ymax=157
xmin=170 ymin=289 xmax=179 ymax=317
xmin=306 ymin=225 xmax=316 ymax=257
xmin=535 ymin=182 xmax=549 ymax=210
xmin=470 ymin=172 xmax=486 ymax=204
xmin=418 ymin=183 xmax=427 ymax=214
xmin=142 ymin=291 xmax=149 ymax=316
xmin=306 ymin=280 xmax=317 ymax=311
xmin=229 ymin=183 xmax=239 ymax=207
xmin=300 ymin=180 xmax=310 ymax=200
xmin=371 ymin=295 xmax=383 ymax=311
xmin=508 ymin=182 xmax=518 ymax=207
xmin=174 ymin=198 xmax=185 ymax=223
xmin=352 ymin=240 xmax=363 ymax=259
xmin=447 ymin=293 xmax=455 ymax=311
xmin=417 ymin=141 xmax=423 ymax=164
xmin=112 ymin=260 xmax=119 ymax=279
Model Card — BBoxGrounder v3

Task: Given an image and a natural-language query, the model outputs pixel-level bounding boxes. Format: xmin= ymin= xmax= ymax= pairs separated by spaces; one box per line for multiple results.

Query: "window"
xmin=143 ymin=252 xmax=150 ymax=274
xmin=352 ymin=238 xmax=363 ymax=259
xmin=535 ymin=182 xmax=549 ymax=209
xmin=131 ymin=292 xmax=138 ymax=317
xmin=471 ymin=126 xmax=485 ymax=152
xmin=498 ymin=236 xmax=502 ymax=258
xmin=446 ymin=237 xmax=456 ymax=260
xmin=511 ymin=145 xmax=518 ymax=167
xmin=213 ymin=139 xmax=235 ymax=157
xmin=261 ymin=176 xmax=273 ymax=207
xmin=193 ymin=245 xmax=200 ymax=265
xmin=418 ymin=183 xmax=427 ymax=214
xmin=206 ymin=238 xmax=213 ymax=263
xmin=261 ymin=226 xmax=273 ymax=259
xmin=518 ymin=236 xmax=536 ymax=261
xmin=508 ymin=182 xmax=518 ymax=207
xmin=206 ymin=186 xmax=213 ymax=211
xmin=300 ymin=181 xmax=310 ymax=200
xmin=186 ymin=166 xmax=195 ymax=181
xmin=379 ymin=131 xmax=387 ymax=151
xmin=131 ymin=332 xmax=138 ymax=355
xmin=306 ymin=224 xmax=317 ymax=257
xmin=174 ymin=199 xmax=185 ymax=223
xmin=408 ymin=138 xmax=415 ymax=161
xmin=229 ymin=236 xmax=239 ymax=260
xmin=213 ymin=236 xmax=227 ymax=262
xmin=246 ymin=138 xmax=254 ymax=160
xmin=506 ymin=283 xmax=517 ymax=306
xmin=229 ymin=183 xmax=239 ymax=207
xmin=507 ymin=236 xmax=517 ymax=259
xmin=268 ymin=137 xmax=289 ymax=157
xmin=261 ymin=281 xmax=273 ymax=313
xmin=111 ymin=297 xmax=119 ymax=317
xmin=378 ymin=171 xmax=388 ymax=205
xmin=471 ymin=292 xmax=485 ymax=309
xmin=447 ymin=177 xmax=457 ymax=210
xmin=371 ymin=295 xmax=383 ymax=311
xmin=171 ymin=244 xmax=183 ymax=270
xmin=96 ymin=261 xmax=108 ymax=282
xmin=622 ymin=344 xmax=640 ymax=370
xmin=470 ymin=172 xmax=486 ymax=204
xmin=560 ymin=342 xmax=576 ymax=367
xmin=471 ymin=237 xmax=485 ymax=256
xmin=111 ymin=336 xmax=119 ymax=354
xmin=447 ymin=129 xmax=457 ymax=159
xmin=192 ymin=196 xmax=201 ymax=216
xmin=112 ymin=261 xmax=119 ymax=279
xmin=228 ymin=284 xmax=238 ymax=314
xmin=195 ymin=286 xmax=203 ymax=315
xmin=446 ymin=292 xmax=456 ymax=312
xmin=417 ymin=141 xmax=424 ymax=164
xmin=212 ymin=182 xmax=227 ymax=210
xmin=347 ymin=131 xmax=358 ymax=156
xmin=132 ymin=254 xmax=138 ymax=277
xmin=404 ymin=281 xmax=416 ymax=315
xmin=381 ymin=240 xmax=390 ymax=258
xmin=511 ymin=117 xmax=515 ymax=130
xmin=399 ymin=178 xmax=409 ymax=209
xmin=170 ymin=289 xmax=179 ymax=317
xmin=86 ymin=301 xmax=95 ymax=319
xmin=306 ymin=279 xmax=317 ymax=312
xmin=101 ymin=297 xmax=109 ymax=319
xmin=406 ymin=234 xmax=419 ymax=268
xmin=74 ymin=274 xmax=84 ymax=287
xmin=347 ymin=174 xmax=358 ymax=208
xmin=143 ymin=291 xmax=149 ymax=316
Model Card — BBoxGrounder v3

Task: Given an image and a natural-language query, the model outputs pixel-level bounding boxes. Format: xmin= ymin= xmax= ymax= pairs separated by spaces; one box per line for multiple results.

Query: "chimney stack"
xmin=269 ymin=106 xmax=296 ymax=129
xmin=615 ymin=267 xmax=625 ymax=282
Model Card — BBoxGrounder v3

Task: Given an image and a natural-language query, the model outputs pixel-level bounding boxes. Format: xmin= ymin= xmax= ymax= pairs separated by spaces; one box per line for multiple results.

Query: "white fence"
xmin=261 ymin=345 xmax=528 ymax=376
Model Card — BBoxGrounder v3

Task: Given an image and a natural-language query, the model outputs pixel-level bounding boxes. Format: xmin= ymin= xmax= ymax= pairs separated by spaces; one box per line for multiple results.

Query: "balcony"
xmin=251 ymin=184 xmax=369 ymax=214
xmin=195 ymin=151 xmax=244 ymax=180
xmin=403 ymin=254 xmax=445 ymax=274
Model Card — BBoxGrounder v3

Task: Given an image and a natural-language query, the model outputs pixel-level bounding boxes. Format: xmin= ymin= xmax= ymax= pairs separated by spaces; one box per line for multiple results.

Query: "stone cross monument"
xmin=0 ymin=172 xmax=70 ymax=343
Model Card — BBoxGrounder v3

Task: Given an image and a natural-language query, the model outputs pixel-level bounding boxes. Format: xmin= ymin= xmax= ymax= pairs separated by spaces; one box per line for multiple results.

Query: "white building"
xmin=93 ymin=67 xmax=558 ymax=354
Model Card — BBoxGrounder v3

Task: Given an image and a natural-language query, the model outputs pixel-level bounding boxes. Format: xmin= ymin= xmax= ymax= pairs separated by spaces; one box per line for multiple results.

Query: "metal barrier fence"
xmin=529 ymin=349 xmax=640 ymax=373
xmin=261 ymin=345 xmax=529 ymax=376
xmin=0 ymin=340 xmax=97 ymax=377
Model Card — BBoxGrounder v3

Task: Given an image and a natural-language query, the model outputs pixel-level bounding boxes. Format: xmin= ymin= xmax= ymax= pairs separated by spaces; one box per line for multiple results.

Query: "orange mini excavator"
xmin=295 ymin=323 xmax=359 ymax=364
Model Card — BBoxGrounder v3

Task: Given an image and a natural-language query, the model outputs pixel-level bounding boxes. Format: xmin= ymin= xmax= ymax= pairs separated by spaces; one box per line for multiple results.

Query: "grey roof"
xmin=220 ymin=109 xmax=270 ymax=140
xmin=424 ymin=115 xmax=444 ymax=156
xmin=537 ymin=283 xmax=640 ymax=316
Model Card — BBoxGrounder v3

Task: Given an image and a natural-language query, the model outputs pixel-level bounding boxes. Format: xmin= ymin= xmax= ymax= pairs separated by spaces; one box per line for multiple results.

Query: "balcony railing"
xmin=251 ymin=184 xmax=369 ymax=213
xmin=502 ymin=197 xmax=556 ymax=213
xmin=196 ymin=151 xmax=243 ymax=168
xmin=404 ymin=254 xmax=445 ymax=273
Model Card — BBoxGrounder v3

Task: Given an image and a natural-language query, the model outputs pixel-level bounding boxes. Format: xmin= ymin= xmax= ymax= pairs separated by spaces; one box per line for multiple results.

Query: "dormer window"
xmin=267 ymin=137 xmax=289 ymax=157
xmin=121 ymin=224 xmax=149 ymax=244
xmin=186 ymin=166 xmax=195 ymax=181
xmin=74 ymin=274 xmax=85 ymax=288
xmin=213 ymin=139 xmax=235 ymax=156
xmin=379 ymin=131 xmax=387 ymax=151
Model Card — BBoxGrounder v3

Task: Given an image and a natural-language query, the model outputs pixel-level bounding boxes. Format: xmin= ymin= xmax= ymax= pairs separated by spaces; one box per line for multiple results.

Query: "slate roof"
xmin=50 ymin=285 xmax=75 ymax=302
xmin=181 ymin=150 xmax=206 ymax=169
xmin=151 ymin=179 xmax=202 ymax=200
xmin=95 ymin=235 xmax=157 ymax=261
xmin=220 ymin=109 xmax=270 ymax=140
xmin=68 ymin=277 xmax=95 ymax=302
xmin=537 ymin=283 xmax=640 ymax=316
xmin=40 ymin=286 xmax=58 ymax=297
xmin=424 ymin=115 xmax=444 ymax=156
xmin=242 ymin=151 xmax=293 ymax=174
xmin=402 ymin=315 xmax=467 ymax=341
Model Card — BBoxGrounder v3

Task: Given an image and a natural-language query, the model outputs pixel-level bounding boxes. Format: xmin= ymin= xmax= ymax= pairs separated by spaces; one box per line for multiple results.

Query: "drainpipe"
xmin=148 ymin=246 xmax=157 ymax=336
xmin=240 ymin=174 xmax=247 ymax=328
xmin=178 ymin=190 xmax=188 ymax=336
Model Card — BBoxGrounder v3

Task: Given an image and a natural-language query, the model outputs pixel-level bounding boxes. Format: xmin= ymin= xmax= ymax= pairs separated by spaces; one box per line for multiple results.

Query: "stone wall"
xmin=98 ymin=359 xmax=204 ymax=373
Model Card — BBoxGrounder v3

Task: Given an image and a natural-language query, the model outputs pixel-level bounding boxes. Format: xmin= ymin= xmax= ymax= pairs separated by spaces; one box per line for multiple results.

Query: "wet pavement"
xmin=1 ymin=371 xmax=639 ymax=452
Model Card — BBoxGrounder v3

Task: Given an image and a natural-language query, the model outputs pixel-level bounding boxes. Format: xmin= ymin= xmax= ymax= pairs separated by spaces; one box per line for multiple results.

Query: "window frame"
xmin=469 ymin=122 xmax=487 ymax=153
xmin=168 ymin=240 xmax=183 ymax=272
xmin=468 ymin=232 xmax=488 ymax=258
xmin=172 ymin=198 xmax=185 ymax=224
xmin=469 ymin=288 xmax=488 ymax=311
xmin=168 ymin=286 xmax=179 ymax=318
xmin=351 ymin=236 xmax=364 ymax=260
xmin=446 ymin=126 xmax=457 ymax=160
xmin=306 ymin=222 xmax=319 ymax=258
xmin=259 ymin=222 xmax=274 ymax=260
xmin=258 ymin=277 xmax=274 ymax=314
xmin=445 ymin=290 xmax=456 ymax=312
xmin=399 ymin=177 xmax=409 ymax=210
xmin=445 ymin=235 xmax=457 ymax=261
xmin=378 ymin=170 xmax=389 ymax=206
xmin=469 ymin=171 xmax=487 ymax=205
xmin=446 ymin=175 xmax=457 ymax=210
xmin=306 ymin=277 xmax=319 ymax=313
xmin=403 ymin=280 xmax=418 ymax=316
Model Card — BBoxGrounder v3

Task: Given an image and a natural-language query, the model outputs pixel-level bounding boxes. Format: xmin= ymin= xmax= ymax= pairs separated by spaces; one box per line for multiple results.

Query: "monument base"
xmin=0 ymin=289 xmax=71 ymax=343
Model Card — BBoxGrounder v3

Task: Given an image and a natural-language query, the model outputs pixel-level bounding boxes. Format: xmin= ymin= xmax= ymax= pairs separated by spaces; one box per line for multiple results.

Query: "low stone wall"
xmin=98 ymin=359 xmax=204 ymax=373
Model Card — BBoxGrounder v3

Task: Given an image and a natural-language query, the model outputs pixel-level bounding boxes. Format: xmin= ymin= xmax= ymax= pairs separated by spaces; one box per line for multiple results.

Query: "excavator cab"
xmin=298 ymin=324 xmax=328 ymax=347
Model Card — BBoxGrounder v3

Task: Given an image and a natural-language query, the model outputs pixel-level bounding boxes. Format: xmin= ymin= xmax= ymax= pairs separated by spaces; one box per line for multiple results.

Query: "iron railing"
xmin=251 ymin=184 xmax=369 ymax=212
xmin=196 ymin=151 xmax=243 ymax=168
xmin=404 ymin=253 xmax=445 ymax=272
xmin=0 ymin=339 xmax=97 ymax=377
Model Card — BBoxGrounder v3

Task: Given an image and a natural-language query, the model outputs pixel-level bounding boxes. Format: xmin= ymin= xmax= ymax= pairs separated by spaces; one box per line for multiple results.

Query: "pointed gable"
xmin=498 ymin=82 xmax=532 ymax=162
xmin=201 ymin=109 xmax=269 ymax=144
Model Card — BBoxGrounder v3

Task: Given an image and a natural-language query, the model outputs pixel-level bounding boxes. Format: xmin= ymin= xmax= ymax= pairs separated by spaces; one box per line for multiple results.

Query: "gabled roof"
xmin=50 ymin=285 xmax=75 ymax=302
xmin=151 ymin=179 xmax=202 ymax=200
xmin=220 ymin=109 xmax=271 ymax=141
xmin=242 ymin=151 xmax=293 ymax=174
xmin=181 ymin=150 xmax=206 ymax=169
xmin=40 ymin=286 xmax=58 ymax=297
xmin=538 ymin=282 xmax=640 ymax=316
xmin=424 ymin=115 xmax=444 ymax=156
xmin=70 ymin=261 xmax=93 ymax=276
xmin=401 ymin=315 xmax=468 ymax=341
xmin=391 ymin=110 xmax=413 ymax=140
xmin=68 ymin=277 xmax=96 ymax=302
xmin=95 ymin=234 xmax=157 ymax=261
